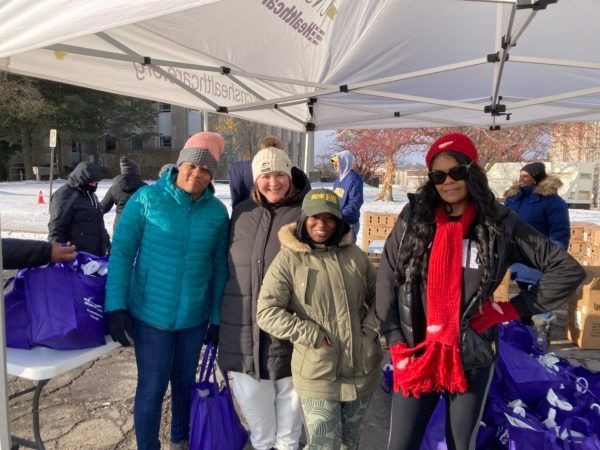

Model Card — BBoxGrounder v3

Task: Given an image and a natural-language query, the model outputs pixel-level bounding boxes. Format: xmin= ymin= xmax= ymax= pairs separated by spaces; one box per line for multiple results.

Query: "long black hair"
xmin=394 ymin=150 xmax=505 ymax=303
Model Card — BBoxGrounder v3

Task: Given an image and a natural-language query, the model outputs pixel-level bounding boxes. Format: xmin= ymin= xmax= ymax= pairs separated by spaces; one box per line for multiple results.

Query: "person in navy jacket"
xmin=331 ymin=150 xmax=364 ymax=243
xmin=504 ymin=161 xmax=570 ymax=285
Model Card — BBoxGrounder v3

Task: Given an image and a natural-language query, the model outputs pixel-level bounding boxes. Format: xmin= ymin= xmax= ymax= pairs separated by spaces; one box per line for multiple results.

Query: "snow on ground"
xmin=1 ymin=179 xmax=599 ymax=249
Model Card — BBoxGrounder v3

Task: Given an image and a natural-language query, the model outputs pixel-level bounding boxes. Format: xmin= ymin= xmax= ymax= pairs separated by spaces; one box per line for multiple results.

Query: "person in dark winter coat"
xmin=504 ymin=162 xmax=570 ymax=285
xmin=219 ymin=146 xmax=311 ymax=450
xmin=48 ymin=161 xmax=110 ymax=257
xmin=101 ymin=156 xmax=147 ymax=231
xmin=332 ymin=150 xmax=364 ymax=243
xmin=376 ymin=133 xmax=585 ymax=450
xmin=2 ymin=238 xmax=76 ymax=270
xmin=228 ymin=135 xmax=284 ymax=208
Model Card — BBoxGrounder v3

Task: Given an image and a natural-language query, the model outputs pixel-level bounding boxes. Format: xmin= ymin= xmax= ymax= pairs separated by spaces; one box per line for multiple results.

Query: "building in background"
xmin=7 ymin=103 xmax=308 ymax=180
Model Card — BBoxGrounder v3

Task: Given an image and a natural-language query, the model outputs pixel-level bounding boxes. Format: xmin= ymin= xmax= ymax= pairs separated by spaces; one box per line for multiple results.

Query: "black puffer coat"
xmin=2 ymin=238 xmax=51 ymax=270
xmin=101 ymin=173 xmax=147 ymax=231
xmin=218 ymin=167 xmax=311 ymax=380
xmin=376 ymin=198 xmax=585 ymax=370
xmin=48 ymin=162 xmax=109 ymax=257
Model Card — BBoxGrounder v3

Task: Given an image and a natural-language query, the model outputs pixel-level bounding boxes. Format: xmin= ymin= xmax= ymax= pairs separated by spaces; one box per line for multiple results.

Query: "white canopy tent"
xmin=1 ymin=0 xmax=600 ymax=134
xmin=1 ymin=0 xmax=600 ymax=447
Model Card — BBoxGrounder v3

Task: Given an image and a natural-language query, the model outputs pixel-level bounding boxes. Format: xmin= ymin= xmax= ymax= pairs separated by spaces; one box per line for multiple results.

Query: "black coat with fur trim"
xmin=218 ymin=167 xmax=311 ymax=380
xmin=375 ymin=198 xmax=585 ymax=370
xmin=504 ymin=175 xmax=570 ymax=249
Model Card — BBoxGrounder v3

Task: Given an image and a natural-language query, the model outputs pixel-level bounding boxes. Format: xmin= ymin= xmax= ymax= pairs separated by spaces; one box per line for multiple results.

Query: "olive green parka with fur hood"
xmin=256 ymin=223 xmax=382 ymax=402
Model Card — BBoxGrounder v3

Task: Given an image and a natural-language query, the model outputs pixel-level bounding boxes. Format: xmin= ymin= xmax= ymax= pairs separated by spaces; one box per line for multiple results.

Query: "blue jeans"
xmin=132 ymin=317 xmax=207 ymax=450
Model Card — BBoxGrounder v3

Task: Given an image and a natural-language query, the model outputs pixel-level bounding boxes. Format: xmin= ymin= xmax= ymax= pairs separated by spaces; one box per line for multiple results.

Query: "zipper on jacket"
xmin=169 ymin=203 xmax=192 ymax=329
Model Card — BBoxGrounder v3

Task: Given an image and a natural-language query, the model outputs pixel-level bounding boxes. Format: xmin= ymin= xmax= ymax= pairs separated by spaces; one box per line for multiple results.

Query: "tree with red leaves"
xmin=332 ymin=123 xmax=596 ymax=202
xmin=333 ymin=128 xmax=424 ymax=201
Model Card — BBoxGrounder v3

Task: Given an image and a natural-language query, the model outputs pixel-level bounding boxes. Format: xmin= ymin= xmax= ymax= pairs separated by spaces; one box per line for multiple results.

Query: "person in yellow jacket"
xmin=257 ymin=188 xmax=382 ymax=450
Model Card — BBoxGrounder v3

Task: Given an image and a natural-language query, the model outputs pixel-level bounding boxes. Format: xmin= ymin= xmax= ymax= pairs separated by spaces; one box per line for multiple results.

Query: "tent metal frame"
xmin=36 ymin=0 xmax=599 ymax=132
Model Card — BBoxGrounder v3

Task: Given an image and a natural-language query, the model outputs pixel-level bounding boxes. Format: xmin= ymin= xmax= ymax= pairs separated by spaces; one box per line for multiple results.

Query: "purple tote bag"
xmin=189 ymin=343 xmax=248 ymax=450
xmin=24 ymin=252 xmax=107 ymax=350
xmin=4 ymin=270 xmax=32 ymax=349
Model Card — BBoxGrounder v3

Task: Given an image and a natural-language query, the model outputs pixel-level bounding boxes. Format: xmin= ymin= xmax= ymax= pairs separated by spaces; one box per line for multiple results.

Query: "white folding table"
xmin=6 ymin=339 xmax=119 ymax=449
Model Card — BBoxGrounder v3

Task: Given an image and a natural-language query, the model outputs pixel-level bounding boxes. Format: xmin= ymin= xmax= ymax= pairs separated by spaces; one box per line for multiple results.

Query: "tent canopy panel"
xmin=0 ymin=0 xmax=599 ymax=131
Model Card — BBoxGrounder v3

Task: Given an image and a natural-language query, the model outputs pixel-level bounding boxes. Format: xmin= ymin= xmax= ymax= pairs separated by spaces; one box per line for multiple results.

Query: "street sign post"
xmin=48 ymin=129 xmax=57 ymax=200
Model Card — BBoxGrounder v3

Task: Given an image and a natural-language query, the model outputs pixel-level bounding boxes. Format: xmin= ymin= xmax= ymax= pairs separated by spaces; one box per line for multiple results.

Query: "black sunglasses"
xmin=427 ymin=162 xmax=473 ymax=185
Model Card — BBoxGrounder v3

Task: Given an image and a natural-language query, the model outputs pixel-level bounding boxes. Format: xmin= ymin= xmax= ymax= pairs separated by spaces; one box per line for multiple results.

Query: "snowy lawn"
xmin=1 ymin=179 xmax=599 ymax=249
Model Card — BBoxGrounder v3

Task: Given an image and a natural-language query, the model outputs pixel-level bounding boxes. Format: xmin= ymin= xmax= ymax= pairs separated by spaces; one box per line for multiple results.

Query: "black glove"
xmin=203 ymin=323 xmax=220 ymax=347
xmin=106 ymin=310 xmax=134 ymax=347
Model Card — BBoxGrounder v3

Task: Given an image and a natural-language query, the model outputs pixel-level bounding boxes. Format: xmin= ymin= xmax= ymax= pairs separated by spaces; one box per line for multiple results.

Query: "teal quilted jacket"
xmin=104 ymin=169 xmax=229 ymax=330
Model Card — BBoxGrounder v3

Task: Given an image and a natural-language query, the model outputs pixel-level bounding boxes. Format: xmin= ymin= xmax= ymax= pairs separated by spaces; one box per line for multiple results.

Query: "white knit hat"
xmin=251 ymin=147 xmax=293 ymax=181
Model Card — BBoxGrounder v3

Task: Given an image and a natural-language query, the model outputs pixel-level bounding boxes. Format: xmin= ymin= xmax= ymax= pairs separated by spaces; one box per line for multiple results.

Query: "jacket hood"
xmin=114 ymin=173 xmax=145 ymax=193
xmin=119 ymin=155 xmax=140 ymax=176
xmin=334 ymin=150 xmax=355 ymax=181
xmin=278 ymin=222 xmax=354 ymax=254
xmin=67 ymin=162 xmax=103 ymax=188
xmin=503 ymin=174 xmax=562 ymax=199
xmin=288 ymin=166 xmax=312 ymax=204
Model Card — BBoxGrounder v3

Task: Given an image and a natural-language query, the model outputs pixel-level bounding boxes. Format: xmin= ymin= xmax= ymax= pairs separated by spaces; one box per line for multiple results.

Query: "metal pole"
xmin=48 ymin=129 xmax=57 ymax=199
xmin=303 ymin=131 xmax=315 ymax=175
xmin=48 ymin=146 xmax=55 ymax=199
xmin=203 ymin=111 xmax=209 ymax=132
xmin=0 ymin=213 xmax=13 ymax=450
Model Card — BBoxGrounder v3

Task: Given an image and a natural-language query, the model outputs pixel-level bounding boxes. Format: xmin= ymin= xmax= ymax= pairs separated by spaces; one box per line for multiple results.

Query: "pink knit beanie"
xmin=177 ymin=132 xmax=225 ymax=177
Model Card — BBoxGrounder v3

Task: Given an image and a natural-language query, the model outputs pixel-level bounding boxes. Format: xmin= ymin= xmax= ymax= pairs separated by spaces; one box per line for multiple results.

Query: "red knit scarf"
xmin=392 ymin=202 xmax=476 ymax=397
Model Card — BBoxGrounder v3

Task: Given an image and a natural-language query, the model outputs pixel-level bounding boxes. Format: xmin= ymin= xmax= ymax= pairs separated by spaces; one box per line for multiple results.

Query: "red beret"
xmin=425 ymin=133 xmax=479 ymax=168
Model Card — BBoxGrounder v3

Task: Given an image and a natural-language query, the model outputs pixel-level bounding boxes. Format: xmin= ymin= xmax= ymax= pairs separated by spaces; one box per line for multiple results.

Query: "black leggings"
xmin=387 ymin=364 xmax=494 ymax=450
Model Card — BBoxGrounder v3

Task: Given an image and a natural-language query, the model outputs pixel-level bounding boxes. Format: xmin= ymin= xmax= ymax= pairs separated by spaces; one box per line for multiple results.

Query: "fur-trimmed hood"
xmin=503 ymin=174 xmax=563 ymax=199
xmin=278 ymin=222 xmax=354 ymax=254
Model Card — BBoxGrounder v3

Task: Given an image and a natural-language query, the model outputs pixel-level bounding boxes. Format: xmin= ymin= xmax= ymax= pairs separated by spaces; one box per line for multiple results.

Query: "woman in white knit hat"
xmin=218 ymin=146 xmax=311 ymax=450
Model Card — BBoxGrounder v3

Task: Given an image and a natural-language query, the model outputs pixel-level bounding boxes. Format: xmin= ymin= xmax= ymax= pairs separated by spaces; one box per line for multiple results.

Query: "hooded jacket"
xmin=104 ymin=168 xmax=229 ymax=330
xmin=332 ymin=151 xmax=363 ymax=225
xmin=504 ymin=174 xmax=570 ymax=249
xmin=48 ymin=162 xmax=109 ymax=257
xmin=101 ymin=158 xmax=147 ymax=231
xmin=376 ymin=198 xmax=585 ymax=370
xmin=256 ymin=224 xmax=381 ymax=402
xmin=218 ymin=167 xmax=311 ymax=380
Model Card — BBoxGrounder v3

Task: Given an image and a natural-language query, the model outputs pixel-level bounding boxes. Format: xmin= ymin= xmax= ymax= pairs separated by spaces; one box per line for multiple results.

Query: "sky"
xmin=2 ymin=179 xmax=600 ymax=251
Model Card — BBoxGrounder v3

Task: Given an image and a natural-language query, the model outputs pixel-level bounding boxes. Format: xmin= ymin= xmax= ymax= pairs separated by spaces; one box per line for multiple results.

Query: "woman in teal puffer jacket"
xmin=104 ymin=132 xmax=229 ymax=450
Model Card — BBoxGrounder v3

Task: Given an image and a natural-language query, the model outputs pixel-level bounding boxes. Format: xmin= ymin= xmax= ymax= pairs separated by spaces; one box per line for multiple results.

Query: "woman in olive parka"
xmin=257 ymin=188 xmax=381 ymax=450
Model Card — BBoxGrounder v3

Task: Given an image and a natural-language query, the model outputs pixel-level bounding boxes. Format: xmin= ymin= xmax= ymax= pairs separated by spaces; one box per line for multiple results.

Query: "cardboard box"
xmin=588 ymin=228 xmax=600 ymax=246
xmin=567 ymin=266 xmax=600 ymax=349
xmin=361 ymin=212 xmax=398 ymax=251
xmin=568 ymin=241 xmax=587 ymax=257
xmin=363 ymin=212 xmax=397 ymax=228
xmin=571 ymin=222 xmax=596 ymax=242
xmin=492 ymin=269 xmax=511 ymax=302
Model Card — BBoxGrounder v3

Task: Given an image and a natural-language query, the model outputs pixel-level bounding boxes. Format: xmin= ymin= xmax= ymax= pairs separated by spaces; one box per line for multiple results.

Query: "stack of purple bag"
xmin=419 ymin=322 xmax=600 ymax=449
xmin=4 ymin=251 xmax=108 ymax=350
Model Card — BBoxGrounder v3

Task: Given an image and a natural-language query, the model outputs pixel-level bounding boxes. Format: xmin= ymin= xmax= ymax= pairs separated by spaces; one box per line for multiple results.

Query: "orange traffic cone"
xmin=37 ymin=190 xmax=45 ymax=204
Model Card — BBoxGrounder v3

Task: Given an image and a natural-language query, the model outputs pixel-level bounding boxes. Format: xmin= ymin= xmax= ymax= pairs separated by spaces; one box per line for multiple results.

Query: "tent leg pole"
xmin=0 ymin=214 xmax=12 ymax=450
xmin=303 ymin=131 xmax=314 ymax=175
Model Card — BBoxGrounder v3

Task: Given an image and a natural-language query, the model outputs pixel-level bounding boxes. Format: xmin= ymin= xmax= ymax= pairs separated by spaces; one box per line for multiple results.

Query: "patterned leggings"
xmin=300 ymin=395 xmax=371 ymax=450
